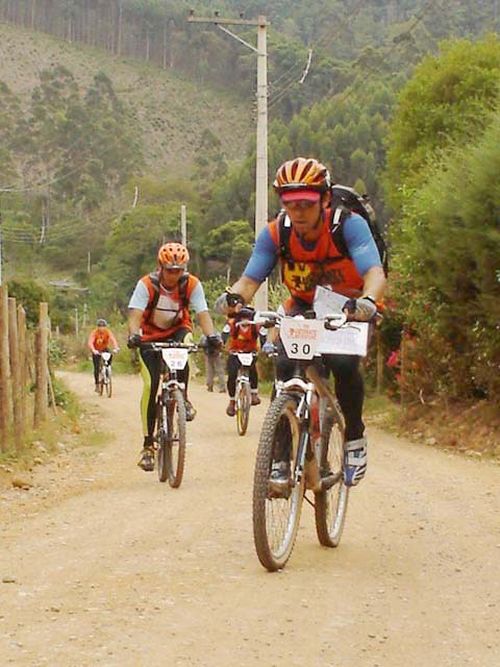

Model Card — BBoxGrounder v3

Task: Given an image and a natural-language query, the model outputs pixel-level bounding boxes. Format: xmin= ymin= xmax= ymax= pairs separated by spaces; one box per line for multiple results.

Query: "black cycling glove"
xmin=127 ymin=333 xmax=142 ymax=349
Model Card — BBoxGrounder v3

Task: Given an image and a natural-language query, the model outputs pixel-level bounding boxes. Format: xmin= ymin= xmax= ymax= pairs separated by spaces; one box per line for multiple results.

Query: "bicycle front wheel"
xmin=156 ymin=401 xmax=168 ymax=482
xmin=314 ymin=403 xmax=349 ymax=547
xmin=105 ymin=368 xmax=112 ymax=398
xmin=236 ymin=379 xmax=251 ymax=436
xmin=165 ymin=388 xmax=187 ymax=488
xmin=253 ymin=392 xmax=305 ymax=571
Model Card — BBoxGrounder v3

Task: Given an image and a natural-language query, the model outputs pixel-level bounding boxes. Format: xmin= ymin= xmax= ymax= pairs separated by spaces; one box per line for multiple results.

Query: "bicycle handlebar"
xmin=139 ymin=341 xmax=199 ymax=352
xmin=254 ymin=311 xmax=347 ymax=330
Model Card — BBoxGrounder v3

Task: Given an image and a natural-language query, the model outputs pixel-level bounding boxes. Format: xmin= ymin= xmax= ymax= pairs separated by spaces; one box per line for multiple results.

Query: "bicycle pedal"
xmin=320 ymin=472 xmax=341 ymax=491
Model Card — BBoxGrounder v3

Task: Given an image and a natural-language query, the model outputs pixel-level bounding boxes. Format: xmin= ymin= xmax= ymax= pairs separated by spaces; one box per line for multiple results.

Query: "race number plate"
xmin=318 ymin=323 xmax=369 ymax=357
xmin=161 ymin=348 xmax=189 ymax=370
xmin=279 ymin=318 xmax=323 ymax=360
xmin=237 ymin=353 xmax=254 ymax=366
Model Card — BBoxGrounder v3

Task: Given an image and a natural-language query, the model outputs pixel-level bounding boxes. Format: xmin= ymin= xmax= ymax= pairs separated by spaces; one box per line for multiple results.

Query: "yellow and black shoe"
xmin=138 ymin=447 xmax=155 ymax=472
xmin=185 ymin=400 xmax=197 ymax=422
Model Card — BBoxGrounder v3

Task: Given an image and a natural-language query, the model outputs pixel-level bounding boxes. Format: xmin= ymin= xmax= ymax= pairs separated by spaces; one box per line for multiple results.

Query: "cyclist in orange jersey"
xmin=88 ymin=319 xmax=119 ymax=392
xmin=127 ymin=242 xmax=221 ymax=471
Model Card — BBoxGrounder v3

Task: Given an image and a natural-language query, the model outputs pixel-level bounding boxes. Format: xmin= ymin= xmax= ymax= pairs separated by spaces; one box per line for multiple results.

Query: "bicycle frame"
xmin=140 ymin=341 xmax=197 ymax=486
xmin=274 ymin=363 xmax=340 ymax=494
xmin=253 ymin=306 xmax=365 ymax=570
xmin=257 ymin=310 xmax=348 ymax=493
xmin=143 ymin=343 xmax=196 ymax=411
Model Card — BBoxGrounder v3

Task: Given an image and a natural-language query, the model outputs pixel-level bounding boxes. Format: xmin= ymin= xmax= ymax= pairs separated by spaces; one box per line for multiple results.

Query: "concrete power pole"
xmin=188 ymin=12 xmax=269 ymax=310
xmin=181 ymin=204 xmax=187 ymax=246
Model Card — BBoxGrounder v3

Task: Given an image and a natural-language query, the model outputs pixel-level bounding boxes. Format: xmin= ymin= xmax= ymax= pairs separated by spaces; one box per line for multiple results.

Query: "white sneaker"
xmin=343 ymin=437 xmax=367 ymax=487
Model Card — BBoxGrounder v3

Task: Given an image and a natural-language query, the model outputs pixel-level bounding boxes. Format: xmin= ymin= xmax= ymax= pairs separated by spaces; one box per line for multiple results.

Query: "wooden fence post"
xmin=8 ymin=297 xmax=23 ymax=451
xmin=17 ymin=305 xmax=27 ymax=443
xmin=35 ymin=302 xmax=49 ymax=427
xmin=0 ymin=284 xmax=13 ymax=450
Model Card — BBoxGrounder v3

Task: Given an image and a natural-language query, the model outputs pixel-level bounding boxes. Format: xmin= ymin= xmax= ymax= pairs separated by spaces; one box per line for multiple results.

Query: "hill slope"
xmin=0 ymin=22 xmax=252 ymax=174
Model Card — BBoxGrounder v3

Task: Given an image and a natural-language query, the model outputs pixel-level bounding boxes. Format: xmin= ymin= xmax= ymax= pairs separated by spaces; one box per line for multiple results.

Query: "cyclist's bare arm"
xmin=128 ymin=308 xmax=143 ymax=335
xmin=360 ymin=266 xmax=386 ymax=301
xmin=229 ymin=276 xmax=261 ymax=305
xmin=196 ymin=310 xmax=217 ymax=337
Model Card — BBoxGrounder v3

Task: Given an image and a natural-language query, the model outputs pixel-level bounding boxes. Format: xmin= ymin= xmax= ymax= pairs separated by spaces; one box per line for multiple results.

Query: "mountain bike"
xmin=97 ymin=351 xmax=113 ymax=398
xmin=140 ymin=341 xmax=198 ymax=488
xmin=252 ymin=310 xmax=357 ymax=572
xmin=231 ymin=351 xmax=257 ymax=436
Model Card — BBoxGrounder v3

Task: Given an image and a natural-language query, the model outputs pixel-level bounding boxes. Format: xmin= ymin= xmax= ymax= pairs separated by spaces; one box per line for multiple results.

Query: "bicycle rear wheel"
xmin=165 ymin=388 xmax=187 ymax=488
xmin=314 ymin=402 xmax=349 ymax=547
xmin=253 ymin=392 xmax=305 ymax=571
xmin=236 ymin=378 xmax=251 ymax=436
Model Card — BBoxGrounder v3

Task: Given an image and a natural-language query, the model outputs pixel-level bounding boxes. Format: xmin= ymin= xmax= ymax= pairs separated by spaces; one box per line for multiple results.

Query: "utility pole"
xmin=181 ymin=204 xmax=187 ymax=246
xmin=0 ymin=212 xmax=3 ymax=286
xmin=188 ymin=12 xmax=269 ymax=310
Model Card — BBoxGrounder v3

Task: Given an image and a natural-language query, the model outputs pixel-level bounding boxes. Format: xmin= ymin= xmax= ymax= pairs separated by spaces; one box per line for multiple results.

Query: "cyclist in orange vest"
xmin=127 ymin=242 xmax=221 ymax=471
xmin=222 ymin=307 xmax=265 ymax=416
xmin=87 ymin=319 xmax=119 ymax=392
xmin=215 ymin=157 xmax=386 ymax=488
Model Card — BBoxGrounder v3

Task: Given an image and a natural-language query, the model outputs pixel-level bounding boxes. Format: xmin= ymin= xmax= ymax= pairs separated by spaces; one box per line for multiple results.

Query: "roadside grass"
xmin=0 ymin=375 xmax=110 ymax=484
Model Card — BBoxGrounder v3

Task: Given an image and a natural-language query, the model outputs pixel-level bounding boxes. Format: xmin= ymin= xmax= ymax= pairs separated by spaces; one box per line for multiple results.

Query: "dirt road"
xmin=1 ymin=372 xmax=499 ymax=666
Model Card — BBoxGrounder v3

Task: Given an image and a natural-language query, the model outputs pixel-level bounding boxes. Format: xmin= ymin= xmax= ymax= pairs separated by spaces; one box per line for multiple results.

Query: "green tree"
xmin=203 ymin=219 xmax=254 ymax=281
xmin=385 ymin=35 xmax=500 ymax=209
xmin=389 ymin=110 xmax=500 ymax=400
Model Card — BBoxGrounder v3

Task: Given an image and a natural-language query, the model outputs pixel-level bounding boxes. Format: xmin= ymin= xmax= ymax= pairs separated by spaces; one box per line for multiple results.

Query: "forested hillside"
xmin=0 ymin=19 xmax=251 ymax=299
xmin=0 ymin=22 xmax=251 ymax=173
xmin=1 ymin=0 xmax=497 ymax=117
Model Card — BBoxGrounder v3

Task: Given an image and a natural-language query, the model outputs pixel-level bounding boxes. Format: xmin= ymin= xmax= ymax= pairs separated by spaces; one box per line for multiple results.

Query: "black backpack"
xmin=277 ymin=185 xmax=389 ymax=276
xmin=330 ymin=185 xmax=388 ymax=275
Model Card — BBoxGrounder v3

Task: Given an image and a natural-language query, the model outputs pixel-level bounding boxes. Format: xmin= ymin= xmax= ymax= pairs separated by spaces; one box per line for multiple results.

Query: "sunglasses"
xmin=161 ymin=265 xmax=184 ymax=272
xmin=282 ymin=199 xmax=318 ymax=211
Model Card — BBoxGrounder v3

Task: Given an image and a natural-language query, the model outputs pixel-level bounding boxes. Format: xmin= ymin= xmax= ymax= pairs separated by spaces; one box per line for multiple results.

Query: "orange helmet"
xmin=273 ymin=157 xmax=331 ymax=194
xmin=157 ymin=242 xmax=189 ymax=269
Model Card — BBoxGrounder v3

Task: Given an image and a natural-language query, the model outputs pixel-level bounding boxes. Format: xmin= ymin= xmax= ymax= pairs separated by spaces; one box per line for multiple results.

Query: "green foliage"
xmin=203 ymin=219 xmax=254 ymax=280
xmin=7 ymin=279 xmax=49 ymax=327
xmin=389 ymin=109 xmax=500 ymax=401
xmin=204 ymin=78 xmax=397 ymax=231
xmin=385 ymin=35 xmax=500 ymax=209
xmin=92 ymin=202 xmax=191 ymax=311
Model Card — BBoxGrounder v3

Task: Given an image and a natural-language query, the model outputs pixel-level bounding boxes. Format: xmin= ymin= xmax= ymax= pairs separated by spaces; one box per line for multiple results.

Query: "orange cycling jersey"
xmin=227 ymin=319 xmax=259 ymax=353
xmin=140 ymin=272 xmax=198 ymax=342
xmin=268 ymin=209 xmax=364 ymax=305
xmin=88 ymin=328 xmax=118 ymax=353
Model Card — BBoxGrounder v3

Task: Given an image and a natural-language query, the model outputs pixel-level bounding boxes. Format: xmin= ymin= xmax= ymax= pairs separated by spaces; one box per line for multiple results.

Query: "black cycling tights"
xmin=275 ymin=344 xmax=365 ymax=442
xmin=226 ymin=354 xmax=258 ymax=398
xmin=139 ymin=328 xmax=190 ymax=439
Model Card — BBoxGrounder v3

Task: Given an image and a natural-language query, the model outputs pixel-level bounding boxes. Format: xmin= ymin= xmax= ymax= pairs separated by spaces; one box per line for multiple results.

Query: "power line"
xmin=0 ymin=162 xmax=87 ymax=193
xmin=267 ymin=0 xmax=366 ymax=110
xmin=321 ymin=0 xmax=439 ymax=109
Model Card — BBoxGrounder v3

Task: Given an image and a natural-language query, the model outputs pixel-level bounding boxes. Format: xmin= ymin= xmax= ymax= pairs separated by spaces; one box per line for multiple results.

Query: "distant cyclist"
xmin=222 ymin=307 xmax=265 ymax=416
xmin=127 ymin=242 xmax=222 ymax=471
xmin=87 ymin=319 xmax=119 ymax=393
xmin=216 ymin=157 xmax=386 ymax=487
